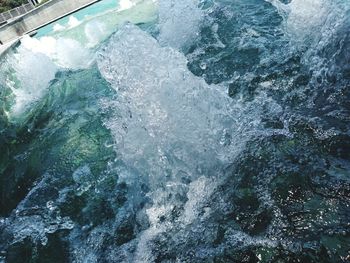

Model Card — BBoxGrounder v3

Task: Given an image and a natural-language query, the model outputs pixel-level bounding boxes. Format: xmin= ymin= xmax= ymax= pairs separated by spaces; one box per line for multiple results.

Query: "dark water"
xmin=0 ymin=0 xmax=349 ymax=262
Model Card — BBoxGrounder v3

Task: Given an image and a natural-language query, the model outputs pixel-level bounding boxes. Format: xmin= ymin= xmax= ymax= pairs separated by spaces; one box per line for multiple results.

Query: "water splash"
xmin=97 ymin=23 xmax=282 ymax=262
xmin=0 ymin=45 xmax=57 ymax=115
xmin=269 ymin=0 xmax=350 ymax=81
xmin=158 ymin=0 xmax=203 ymax=49
xmin=98 ymin=23 xmax=237 ymax=183
xmin=1 ymin=1 xmax=349 ymax=262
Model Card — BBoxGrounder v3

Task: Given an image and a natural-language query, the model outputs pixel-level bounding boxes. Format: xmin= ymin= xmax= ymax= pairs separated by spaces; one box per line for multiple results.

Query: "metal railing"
xmin=0 ymin=3 xmax=35 ymax=25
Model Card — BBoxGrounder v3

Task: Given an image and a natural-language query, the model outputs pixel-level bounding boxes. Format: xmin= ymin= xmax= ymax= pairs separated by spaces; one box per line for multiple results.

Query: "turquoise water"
xmin=35 ymin=0 xmax=119 ymax=37
xmin=0 ymin=0 xmax=349 ymax=262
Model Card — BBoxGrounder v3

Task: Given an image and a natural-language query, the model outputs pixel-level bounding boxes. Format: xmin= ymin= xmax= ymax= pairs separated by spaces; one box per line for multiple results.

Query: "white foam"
xmin=20 ymin=35 xmax=93 ymax=69
xmin=158 ymin=0 xmax=203 ymax=49
xmin=1 ymin=46 xmax=57 ymax=115
xmin=118 ymin=0 xmax=134 ymax=11
xmin=84 ymin=20 xmax=108 ymax=47
xmin=0 ymin=35 xmax=92 ymax=116
xmin=181 ymin=176 xmax=215 ymax=224
xmin=269 ymin=0 xmax=346 ymax=46
xmin=51 ymin=16 xmax=80 ymax=32
xmin=287 ymin=0 xmax=329 ymax=39
xmin=67 ymin=15 xmax=81 ymax=28
xmin=53 ymin=23 xmax=65 ymax=32
xmin=54 ymin=38 xmax=93 ymax=68
xmin=98 ymin=24 xmax=235 ymax=261
xmin=98 ymin=24 xmax=237 ymax=183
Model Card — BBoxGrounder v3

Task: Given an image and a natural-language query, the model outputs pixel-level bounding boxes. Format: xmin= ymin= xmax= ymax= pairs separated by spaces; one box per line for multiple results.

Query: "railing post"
xmin=28 ymin=0 xmax=35 ymax=8
xmin=24 ymin=3 xmax=32 ymax=12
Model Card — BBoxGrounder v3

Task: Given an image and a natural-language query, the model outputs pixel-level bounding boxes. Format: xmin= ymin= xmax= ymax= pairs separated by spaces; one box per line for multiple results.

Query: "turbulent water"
xmin=0 ymin=0 xmax=349 ymax=262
